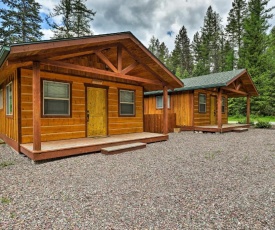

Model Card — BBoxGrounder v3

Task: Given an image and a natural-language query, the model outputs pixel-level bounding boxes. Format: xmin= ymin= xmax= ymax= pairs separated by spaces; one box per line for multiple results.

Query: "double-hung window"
xmin=119 ymin=89 xmax=135 ymax=116
xmin=43 ymin=80 xmax=70 ymax=116
xmin=156 ymin=95 xmax=170 ymax=109
xmin=6 ymin=82 xmax=13 ymax=115
xmin=199 ymin=93 xmax=206 ymax=113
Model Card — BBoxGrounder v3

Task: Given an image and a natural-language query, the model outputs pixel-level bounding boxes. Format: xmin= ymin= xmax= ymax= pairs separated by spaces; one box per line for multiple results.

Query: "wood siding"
xmin=0 ymin=70 xmax=19 ymax=142
xmin=193 ymin=90 xmax=228 ymax=126
xmin=21 ymin=69 xmax=143 ymax=144
xmin=144 ymin=89 xmax=228 ymax=127
xmin=144 ymin=113 xmax=176 ymax=133
xmin=144 ymin=91 xmax=193 ymax=126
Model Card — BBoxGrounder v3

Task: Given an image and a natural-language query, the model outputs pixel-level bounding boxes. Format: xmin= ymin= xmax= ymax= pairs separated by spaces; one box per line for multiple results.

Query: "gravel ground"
xmin=0 ymin=129 xmax=274 ymax=229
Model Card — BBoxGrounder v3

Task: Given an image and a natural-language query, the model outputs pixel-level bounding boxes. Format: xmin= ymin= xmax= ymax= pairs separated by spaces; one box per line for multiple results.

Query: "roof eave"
xmin=0 ymin=46 xmax=10 ymax=68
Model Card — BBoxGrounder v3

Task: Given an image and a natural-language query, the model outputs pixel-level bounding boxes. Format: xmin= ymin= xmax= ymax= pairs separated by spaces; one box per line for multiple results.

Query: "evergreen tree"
xmin=0 ymin=0 xmax=43 ymax=45
xmin=170 ymin=25 xmax=193 ymax=79
xmin=148 ymin=36 xmax=169 ymax=65
xmin=225 ymin=0 xmax=247 ymax=68
xmin=240 ymin=0 xmax=275 ymax=115
xmin=46 ymin=0 xmax=95 ymax=39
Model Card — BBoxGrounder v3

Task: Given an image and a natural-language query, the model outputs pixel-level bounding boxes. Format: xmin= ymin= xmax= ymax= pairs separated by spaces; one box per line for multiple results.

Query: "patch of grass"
xmin=229 ymin=115 xmax=275 ymax=122
xmin=0 ymin=161 xmax=14 ymax=169
xmin=205 ymin=150 xmax=221 ymax=160
xmin=255 ymin=120 xmax=272 ymax=129
xmin=1 ymin=197 xmax=11 ymax=204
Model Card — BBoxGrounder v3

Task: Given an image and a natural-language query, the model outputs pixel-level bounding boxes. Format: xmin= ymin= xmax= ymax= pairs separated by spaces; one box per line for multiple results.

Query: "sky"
xmin=3 ymin=0 xmax=275 ymax=51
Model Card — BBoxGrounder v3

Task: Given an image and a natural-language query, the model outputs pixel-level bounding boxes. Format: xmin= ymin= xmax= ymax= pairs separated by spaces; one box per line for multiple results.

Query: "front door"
xmin=210 ymin=96 xmax=217 ymax=125
xmin=87 ymin=87 xmax=107 ymax=137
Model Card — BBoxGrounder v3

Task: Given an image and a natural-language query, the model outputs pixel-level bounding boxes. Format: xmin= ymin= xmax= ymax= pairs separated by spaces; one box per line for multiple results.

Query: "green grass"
xmin=1 ymin=197 xmax=11 ymax=204
xmin=228 ymin=115 xmax=275 ymax=122
xmin=0 ymin=161 xmax=14 ymax=169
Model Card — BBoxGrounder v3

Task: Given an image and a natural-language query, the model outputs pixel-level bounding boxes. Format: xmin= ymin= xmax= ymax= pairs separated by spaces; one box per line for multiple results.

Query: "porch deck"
xmin=180 ymin=124 xmax=250 ymax=133
xmin=20 ymin=132 xmax=168 ymax=161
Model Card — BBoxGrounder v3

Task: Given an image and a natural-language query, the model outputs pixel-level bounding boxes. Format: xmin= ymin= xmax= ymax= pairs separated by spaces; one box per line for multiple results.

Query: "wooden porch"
xmin=180 ymin=124 xmax=250 ymax=133
xmin=20 ymin=132 xmax=168 ymax=161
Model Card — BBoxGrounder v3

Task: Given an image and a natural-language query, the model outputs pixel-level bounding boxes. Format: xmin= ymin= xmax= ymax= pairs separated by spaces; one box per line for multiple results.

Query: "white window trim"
xmin=6 ymin=82 xmax=13 ymax=115
xmin=199 ymin=94 xmax=206 ymax=113
xmin=0 ymin=88 xmax=3 ymax=110
xmin=156 ymin=95 xmax=170 ymax=109
xmin=43 ymin=80 xmax=70 ymax=116
xmin=119 ymin=89 xmax=135 ymax=116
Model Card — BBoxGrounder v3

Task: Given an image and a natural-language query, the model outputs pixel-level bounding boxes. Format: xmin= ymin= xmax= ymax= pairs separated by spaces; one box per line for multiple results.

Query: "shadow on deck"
xmin=20 ymin=132 xmax=168 ymax=161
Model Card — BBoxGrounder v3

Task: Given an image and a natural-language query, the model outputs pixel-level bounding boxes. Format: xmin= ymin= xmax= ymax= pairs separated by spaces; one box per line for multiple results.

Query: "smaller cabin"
xmin=144 ymin=69 xmax=259 ymax=133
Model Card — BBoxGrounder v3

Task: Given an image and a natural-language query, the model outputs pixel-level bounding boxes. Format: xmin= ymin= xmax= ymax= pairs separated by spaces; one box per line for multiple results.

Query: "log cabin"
xmin=0 ymin=32 xmax=183 ymax=160
xmin=144 ymin=69 xmax=259 ymax=133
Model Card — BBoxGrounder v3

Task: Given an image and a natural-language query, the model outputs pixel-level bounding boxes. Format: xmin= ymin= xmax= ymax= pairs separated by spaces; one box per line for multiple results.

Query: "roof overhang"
xmin=0 ymin=32 xmax=183 ymax=91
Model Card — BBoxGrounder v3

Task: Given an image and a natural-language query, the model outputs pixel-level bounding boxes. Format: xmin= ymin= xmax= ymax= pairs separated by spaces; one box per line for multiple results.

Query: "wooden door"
xmin=87 ymin=87 xmax=107 ymax=137
xmin=210 ymin=96 xmax=217 ymax=125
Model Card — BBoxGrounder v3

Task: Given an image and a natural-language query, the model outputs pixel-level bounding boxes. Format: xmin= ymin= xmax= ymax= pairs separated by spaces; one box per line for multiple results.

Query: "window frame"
xmin=0 ymin=88 xmax=3 ymax=110
xmin=198 ymin=93 xmax=206 ymax=113
xmin=222 ymin=97 xmax=226 ymax=113
xmin=119 ymin=89 xmax=135 ymax=117
xmin=42 ymin=79 xmax=72 ymax=118
xmin=6 ymin=82 xmax=13 ymax=116
xmin=156 ymin=95 xmax=171 ymax=109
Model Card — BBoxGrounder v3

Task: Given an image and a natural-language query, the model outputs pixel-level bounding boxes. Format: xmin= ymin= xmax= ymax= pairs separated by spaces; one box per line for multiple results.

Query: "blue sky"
xmin=1 ymin=0 xmax=275 ymax=51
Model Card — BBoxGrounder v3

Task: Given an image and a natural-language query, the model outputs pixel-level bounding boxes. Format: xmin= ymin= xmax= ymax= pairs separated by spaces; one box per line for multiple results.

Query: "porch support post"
xmin=217 ymin=88 xmax=222 ymax=129
xmin=246 ymin=95 xmax=250 ymax=124
xmin=32 ymin=61 xmax=41 ymax=151
xmin=163 ymin=85 xmax=168 ymax=135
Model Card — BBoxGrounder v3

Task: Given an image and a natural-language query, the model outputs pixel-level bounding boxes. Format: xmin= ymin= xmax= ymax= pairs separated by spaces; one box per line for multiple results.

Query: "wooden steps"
xmin=101 ymin=142 xmax=146 ymax=155
xmin=232 ymin=128 xmax=249 ymax=133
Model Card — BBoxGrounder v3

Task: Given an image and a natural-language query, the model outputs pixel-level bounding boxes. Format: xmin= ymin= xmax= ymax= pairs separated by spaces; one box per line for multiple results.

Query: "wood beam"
xmin=221 ymin=87 xmax=247 ymax=96
xmin=121 ymin=62 xmax=139 ymax=74
xmin=117 ymin=45 xmax=122 ymax=72
xmin=247 ymin=95 xmax=250 ymax=124
xmin=40 ymin=59 xmax=162 ymax=86
xmin=32 ymin=61 xmax=41 ymax=151
xmin=163 ymin=86 xmax=168 ymax=134
xmin=236 ymin=82 xmax=242 ymax=90
xmin=217 ymin=88 xmax=222 ymax=129
xmin=95 ymin=51 xmax=118 ymax=73
xmin=120 ymin=44 xmax=167 ymax=87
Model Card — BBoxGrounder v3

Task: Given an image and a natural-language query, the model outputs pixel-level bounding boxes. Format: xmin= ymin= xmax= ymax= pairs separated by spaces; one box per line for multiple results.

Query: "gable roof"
xmin=0 ymin=32 xmax=183 ymax=91
xmin=145 ymin=69 xmax=258 ymax=97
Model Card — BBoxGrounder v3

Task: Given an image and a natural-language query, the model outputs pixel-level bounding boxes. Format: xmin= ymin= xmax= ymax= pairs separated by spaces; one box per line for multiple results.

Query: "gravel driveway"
xmin=0 ymin=129 xmax=274 ymax=229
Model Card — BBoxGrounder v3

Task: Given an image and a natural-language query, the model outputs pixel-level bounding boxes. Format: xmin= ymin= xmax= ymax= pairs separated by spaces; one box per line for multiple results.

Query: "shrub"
xmin=237 ymin=119 xmax=254 ymax=125
xmin=255 ymin=120 xmax=272 ymax=129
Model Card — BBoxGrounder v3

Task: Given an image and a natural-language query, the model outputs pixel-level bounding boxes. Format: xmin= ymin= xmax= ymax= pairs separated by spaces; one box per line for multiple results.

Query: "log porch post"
xmin=32 ymin=61 xmax=41 ymax=151
xmin=246 ymin=95 xmax=250 ymax=124
xmin=163 ymin=85 xmax=168 ymax=134
xmin=217 ymin=88 xmax=222 ymax=129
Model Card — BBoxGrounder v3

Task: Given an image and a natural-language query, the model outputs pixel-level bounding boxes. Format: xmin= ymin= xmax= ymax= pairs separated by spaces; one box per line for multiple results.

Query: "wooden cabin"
xmin=0 ymin=32 xmax=183 ymax=160
xmin=144 ymin=69 xmax=259 ymax=133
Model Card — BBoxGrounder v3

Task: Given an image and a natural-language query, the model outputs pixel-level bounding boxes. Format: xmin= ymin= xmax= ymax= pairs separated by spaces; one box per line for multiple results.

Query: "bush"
xmin=237 ymin=119 xmax=254 ymax=125
xmin=255 ymin=120 xmax=272 ymax=129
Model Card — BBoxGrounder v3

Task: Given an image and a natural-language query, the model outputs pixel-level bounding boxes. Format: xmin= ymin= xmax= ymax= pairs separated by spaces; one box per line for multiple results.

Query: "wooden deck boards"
xmin=20 ymin=132 xmax=168 ymax=161
xmin=194 ymin=124 xmax=250 ymax=133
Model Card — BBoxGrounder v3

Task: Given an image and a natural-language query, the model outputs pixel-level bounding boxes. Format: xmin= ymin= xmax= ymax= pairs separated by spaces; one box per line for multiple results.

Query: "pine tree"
xmin=225 ymin=0 xmax=247 ymax=68
xmin=0 ymin=0 xmax=43 ymax=45
xmin=46 ymin=0 xmax=95 ymax=39
xmin=148 ymin=36 xmax=169 ymax=65
xmin=170 ymin=25 xmax=193 ymax=79
xmin=148 ymin=36 xmax=160 ymax=57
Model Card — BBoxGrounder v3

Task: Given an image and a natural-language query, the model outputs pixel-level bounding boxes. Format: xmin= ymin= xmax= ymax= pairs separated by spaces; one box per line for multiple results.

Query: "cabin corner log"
xmin=163 ymin=86 xmax=168 ymax=134
xmin=247 ymin=95 xmax=250 ymax=124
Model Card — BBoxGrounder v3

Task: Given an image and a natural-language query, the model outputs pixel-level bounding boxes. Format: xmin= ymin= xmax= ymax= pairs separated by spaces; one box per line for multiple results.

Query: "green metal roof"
xmin=0 ymin=46 xmax=10 ymax=68
xmin=144 ymin=69 xmax=246 ymax=96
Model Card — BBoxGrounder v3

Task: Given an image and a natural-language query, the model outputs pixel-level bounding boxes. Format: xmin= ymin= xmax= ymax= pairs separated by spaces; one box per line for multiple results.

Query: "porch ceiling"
xmin=0 ymin=32 xmax=183 ymax=91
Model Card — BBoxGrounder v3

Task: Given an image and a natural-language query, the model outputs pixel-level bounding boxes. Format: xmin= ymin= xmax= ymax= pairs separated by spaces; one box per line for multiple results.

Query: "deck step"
xmin=232 ymin=128 xmax=249 ymax=132
xmin=101 ymin=142 xmax=146 ymax=155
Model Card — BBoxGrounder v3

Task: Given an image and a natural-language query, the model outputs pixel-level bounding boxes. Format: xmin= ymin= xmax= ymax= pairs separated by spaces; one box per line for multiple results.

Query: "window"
xmin=0 ymin=89 xmax=3 ymax=109
xmin=222 ymin=97 xmax=226 ymax=113
xmin=199 ymin=94 xmax=206 ymax=113
xmin=43 ymin=80 xmax=70 ymax=116
xmin=6 ymin=82 xmax=13 ymax=115
xmin=156 ymin=95 xmax=170 ymax=109
xmin=119 ymin=89 xmax=135 ymax=116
